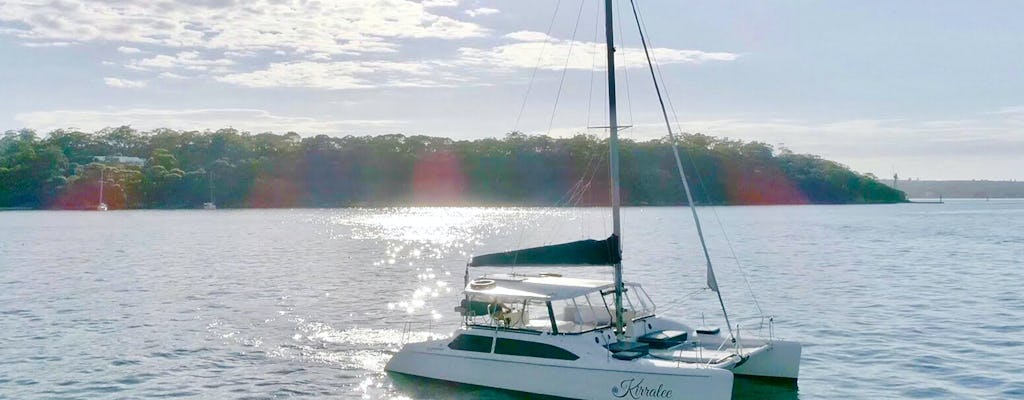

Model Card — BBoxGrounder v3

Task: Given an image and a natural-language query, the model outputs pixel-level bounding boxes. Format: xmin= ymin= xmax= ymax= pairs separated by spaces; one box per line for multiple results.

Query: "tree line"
xmin=0 ymin=127 xmax=906 ymax=209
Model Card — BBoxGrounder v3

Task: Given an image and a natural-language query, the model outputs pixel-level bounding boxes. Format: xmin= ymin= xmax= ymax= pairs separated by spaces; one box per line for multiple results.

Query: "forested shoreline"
xmin=0 ymin=127 xmax=905 ymax=209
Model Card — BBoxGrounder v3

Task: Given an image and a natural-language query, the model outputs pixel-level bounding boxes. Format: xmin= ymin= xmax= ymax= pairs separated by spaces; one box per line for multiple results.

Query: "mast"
xmin=604 ymin=0 xmax=625 ymax=339
xmin=98 ymin=168 xmax=104 ymax=204
xmin=209 ymin=170 xmax=215 ymax=204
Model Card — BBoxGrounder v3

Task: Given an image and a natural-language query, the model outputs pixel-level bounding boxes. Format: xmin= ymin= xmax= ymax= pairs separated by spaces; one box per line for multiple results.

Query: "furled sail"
xmin=707 ymin=263 xmax=719 ymax=292
xmin=469 ymin=235 xmax=621 ymax=267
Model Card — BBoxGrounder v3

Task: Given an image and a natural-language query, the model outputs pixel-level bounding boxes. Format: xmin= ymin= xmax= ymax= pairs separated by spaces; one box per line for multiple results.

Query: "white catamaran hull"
xmin=387 ymin=338 xmax=734 ymax=400
xmin=732 ymin=339 xmax=801 ymax=380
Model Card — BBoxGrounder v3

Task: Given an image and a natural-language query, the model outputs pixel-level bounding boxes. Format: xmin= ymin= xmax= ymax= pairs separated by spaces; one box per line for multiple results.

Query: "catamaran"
xmin=385 ymin=1 xmax=801 ymax=398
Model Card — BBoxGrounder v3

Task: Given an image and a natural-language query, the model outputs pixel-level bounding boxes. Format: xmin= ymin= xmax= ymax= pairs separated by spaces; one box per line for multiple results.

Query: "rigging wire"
xmin=508 ymin=0 xmax=565 ymax=269
xmin=630 ymin=0 xmax=765 ymax=318
xmin=585 ymin=0 xmax=602 ymax=130
xmin=614 ymin=0 xmax=635 ymax=128
xmin=509 ymin=0 xmax=608 ymax=251
xmin=627 ymin=0 xmax=739 ymax=340
xmin=545 ymin=0 xmax=589 ymax=136
xmin=540 ymin=0 xmax=590 ymax=245
xmin=513 ymin=0 xmax=564 ymax=133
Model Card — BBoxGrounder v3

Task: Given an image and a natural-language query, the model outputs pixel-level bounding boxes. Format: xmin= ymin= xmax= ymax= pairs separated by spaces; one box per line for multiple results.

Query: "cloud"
xmin=985 ymin=105 xmax=1024 ymax=116
xmin=216 ymin=60 xmax=466 ymax=89
xmin=2 ymin=3 xmax=733 ymax=91
xmin=668 ymin=115 xmax=1023 ymax=159
xmin=21 ymin=41 xmax=73 ymax=47
xmin=212 ymin=31 xmax=737 ymax=90
xmin=458 ymin=36 xmax=738 ymax=70
xmin=158 ymin=72 xmax=187 ymax=79
xmin=128 ymin=51 xmax=235 ymax=72
xmin=422 ymin=0 xmax=459 ymax=7
xmin=224 ymin=50 xmax=258 ymax=58
xmin=103 ymin=77 xmax=147 ymax=89
xmin=0 ymin=0 xmax=487 ymax=56
xmin=14 ymin=108 xmax=404 ymax=134
xmin=465 ymin=7 xmax=499 ymax=17
xmin=504 ymin=31 xmax=553 ymax=42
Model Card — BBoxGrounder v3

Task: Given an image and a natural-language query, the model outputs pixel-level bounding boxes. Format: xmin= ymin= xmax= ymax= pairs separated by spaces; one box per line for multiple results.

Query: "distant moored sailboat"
xmin=97 ymin=167 xmax=108 ymax=211
xmin=203 ymin=170 xmax=217 ymax=210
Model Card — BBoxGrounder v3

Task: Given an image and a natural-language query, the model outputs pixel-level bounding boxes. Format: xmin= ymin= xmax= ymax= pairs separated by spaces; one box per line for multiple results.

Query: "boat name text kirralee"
xmin=612 ymin=378 xmax=673 ymax=399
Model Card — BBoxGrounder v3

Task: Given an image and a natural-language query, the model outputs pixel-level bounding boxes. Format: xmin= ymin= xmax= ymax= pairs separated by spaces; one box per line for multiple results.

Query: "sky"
xmin=1 ymin=0 xmax=1021 ymax=180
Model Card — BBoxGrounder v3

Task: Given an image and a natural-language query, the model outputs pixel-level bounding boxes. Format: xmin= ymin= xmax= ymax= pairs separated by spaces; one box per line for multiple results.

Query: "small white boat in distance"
xmin=97 ymin=167 xmax=108 ymax=211
xmin=387 ymin=273 xmax=800 ymax=400
xmin=203 ymin=170 xmax=216 ymax=209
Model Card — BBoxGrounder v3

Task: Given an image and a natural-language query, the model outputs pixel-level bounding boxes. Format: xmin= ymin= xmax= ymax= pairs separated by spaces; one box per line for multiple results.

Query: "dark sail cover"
xmin=469 ymin=235 xmax=621 ymax=267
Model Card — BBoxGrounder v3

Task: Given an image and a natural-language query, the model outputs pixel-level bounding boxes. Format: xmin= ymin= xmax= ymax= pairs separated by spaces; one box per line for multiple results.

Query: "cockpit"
xmin=457 ymin=274 xmax=656 ymax=334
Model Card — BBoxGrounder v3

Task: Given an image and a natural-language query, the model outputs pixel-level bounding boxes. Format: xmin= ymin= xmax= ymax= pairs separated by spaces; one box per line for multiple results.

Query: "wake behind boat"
xmin=386 ymin=0 xmax=801 ymax=398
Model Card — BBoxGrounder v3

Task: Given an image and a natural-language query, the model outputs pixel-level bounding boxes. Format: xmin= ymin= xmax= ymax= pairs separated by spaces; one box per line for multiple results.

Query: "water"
xmin=1 ymin=200 xmax=1022 ymax=399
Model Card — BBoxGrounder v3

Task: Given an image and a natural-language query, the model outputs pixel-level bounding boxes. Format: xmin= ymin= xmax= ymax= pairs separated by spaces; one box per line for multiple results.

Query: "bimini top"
xmin=464 ymin=274 xmax=617 ymax=301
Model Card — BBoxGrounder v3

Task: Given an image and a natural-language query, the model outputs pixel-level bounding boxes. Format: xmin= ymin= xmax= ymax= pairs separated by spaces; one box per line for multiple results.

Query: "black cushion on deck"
xmin=606 ymin=341 xmax=650 ymax=354
xmin=612 ymin=350 xmax=646 ymax=360
xmin=638 ymin=330 xmax=688 ymax=349
xmin=696 ymin=327 xmax=721 ymax=335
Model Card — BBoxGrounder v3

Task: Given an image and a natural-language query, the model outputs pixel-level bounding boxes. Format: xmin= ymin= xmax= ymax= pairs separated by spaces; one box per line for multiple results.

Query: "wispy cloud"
xmin=216 ymin=60 xmax=465 ymax=90
xmin=504 ymin=31 xmax=553 ymax=42
xmin=458 ymin=32 xmax=738 ymax=70
xmin=422 ymin=0 xmax=459 ymax=7
xmin=158 ymin=72 xmax=187 ymax=80
xmin=14 ymin=108 xmax=404 ymax=134
xmin=21 ymin=41 xmax=73 ymax=47
xmin=465 ymin=7 xmax=499 ymax=17
xmin=0 ymin=2 xmax=735 ymax=92
xmin=127 ymin=51 xmax=235 ymax=73
xmin=213 ymin=31 xmax=737 ymax=90
xmin=103 ymin=77 xmax=147 ymax=89
xmin=618 ymin=115 xmax=1022 ymax=161
xmin=0 ymin=0 xmax=487 ymax=56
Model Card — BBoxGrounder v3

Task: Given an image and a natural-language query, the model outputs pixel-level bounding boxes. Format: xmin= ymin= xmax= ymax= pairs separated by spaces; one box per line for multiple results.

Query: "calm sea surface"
xmin=1 ymin=200 xmax=1022 ymax=399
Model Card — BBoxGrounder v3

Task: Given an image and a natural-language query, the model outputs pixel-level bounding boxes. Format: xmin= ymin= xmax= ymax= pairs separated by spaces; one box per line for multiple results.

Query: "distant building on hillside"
xmin=94 ymin=156 xmax=145 ymax=167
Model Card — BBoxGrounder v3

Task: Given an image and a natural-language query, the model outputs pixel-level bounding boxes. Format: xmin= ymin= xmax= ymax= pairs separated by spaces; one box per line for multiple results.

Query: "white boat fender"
xmin=469 ymin=279 xmax=496 ymax=290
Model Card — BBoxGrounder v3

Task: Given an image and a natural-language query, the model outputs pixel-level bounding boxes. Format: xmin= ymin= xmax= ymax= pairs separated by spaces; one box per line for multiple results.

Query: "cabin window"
xmin=523 ymin=299 xmax=554 ymax=331
xmin=561 ymin=293 xmax=614 ymax=332
xmin=446 ymin=335 xmax=578 ymax=360
xmin=447 ymin=334 xmax=493 ymax=353
xmin=463 ymin=298 xmax=532 ymax=330
xmin=626 ymin=283 xmax=656 ymax=318
xmin=494 ymin=338 xmax=579 ymax=360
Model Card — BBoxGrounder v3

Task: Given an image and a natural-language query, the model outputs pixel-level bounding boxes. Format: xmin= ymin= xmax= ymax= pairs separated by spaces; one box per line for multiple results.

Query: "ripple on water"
xmin=950 ymin=374 xmax=1005 ymax=390
xmin=902 ymin=386 xmax=954 ymax=398
xmin=1002 ymin=382 xmax=1024 ymax=397
xmin=903 ymin=355 xmax=956 ymax=375
xmin=2 ymin=205 xmax=1022 ymax=399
